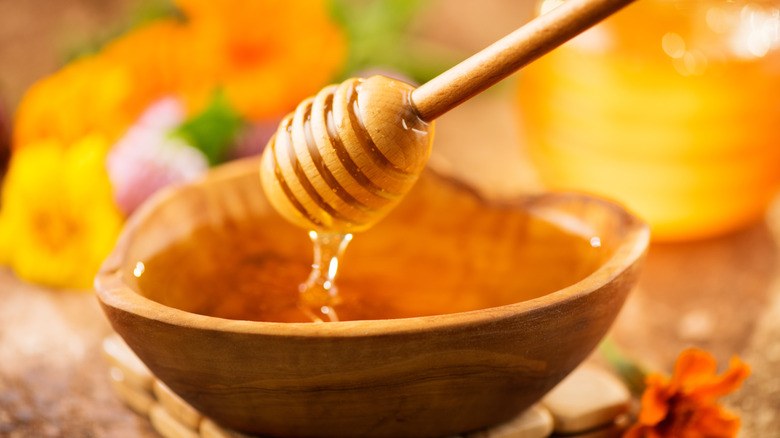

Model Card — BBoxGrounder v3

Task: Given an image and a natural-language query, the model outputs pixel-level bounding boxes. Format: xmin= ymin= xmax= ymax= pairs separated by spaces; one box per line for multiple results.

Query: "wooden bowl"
xmin=95 ymin=158 xmax=649 ymax=438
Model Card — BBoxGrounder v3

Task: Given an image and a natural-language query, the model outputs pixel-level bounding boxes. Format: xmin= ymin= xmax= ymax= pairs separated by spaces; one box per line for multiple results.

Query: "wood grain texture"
xmin=260 ymin=76 xmax=434 ymax=233
xmin=95 ymin=158 xmax=649 ymax=438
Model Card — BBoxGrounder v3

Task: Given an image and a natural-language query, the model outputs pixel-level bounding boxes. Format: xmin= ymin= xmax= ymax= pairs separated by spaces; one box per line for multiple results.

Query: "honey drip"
xmin=298 ymin=231 xmax=352 ymax=322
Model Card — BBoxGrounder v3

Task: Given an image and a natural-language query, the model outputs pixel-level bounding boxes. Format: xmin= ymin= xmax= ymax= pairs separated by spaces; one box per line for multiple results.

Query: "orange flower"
xmin=15 ymin=0 xmax=345 ymax=151
xmin=101 ymin=19 xmax=215 ymax=116
xmin=175 ymin=0 xmax=346 ymax=120
xmin=13 ymin=55 xmax=137 ymax=147
xmin=625 ymin=349 xmax=751 ymax=438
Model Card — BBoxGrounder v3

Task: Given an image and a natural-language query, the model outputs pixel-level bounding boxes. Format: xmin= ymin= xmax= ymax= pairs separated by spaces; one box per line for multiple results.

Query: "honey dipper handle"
xmin=410 ymin=0 xmax=634 ymax=122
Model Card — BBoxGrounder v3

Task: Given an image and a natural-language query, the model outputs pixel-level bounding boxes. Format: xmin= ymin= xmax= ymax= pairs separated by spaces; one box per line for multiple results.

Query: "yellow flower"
xmin=0 ymin=135 xmax=124 ymax=289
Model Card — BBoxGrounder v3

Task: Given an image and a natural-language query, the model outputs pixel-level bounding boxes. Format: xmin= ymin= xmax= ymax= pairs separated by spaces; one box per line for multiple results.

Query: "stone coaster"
xmin=541 ymin=364 xmax=631 ymax=434
xmin=153 ymin=380 xmax=203 ymax=430
xmin=108 ymin=367 xmax=156 ymax=417
xmin=104 ymin=333 xmax=629 ymax=438
xmin=200 ymin=418 xmax=253 ymax=438
xmin=465 ymin=404 xmax=554 ymax=438
xmin=103 ymin=333 xmax=154 ymax=392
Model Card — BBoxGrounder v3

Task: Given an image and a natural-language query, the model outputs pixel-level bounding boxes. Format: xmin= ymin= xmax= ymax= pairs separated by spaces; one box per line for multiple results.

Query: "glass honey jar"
xmin=518 ymin=0 xmax=780 ymax=241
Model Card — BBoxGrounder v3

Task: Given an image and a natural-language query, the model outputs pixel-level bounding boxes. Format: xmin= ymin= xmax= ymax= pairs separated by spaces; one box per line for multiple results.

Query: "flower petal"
xmin=689 ymin=404 xmax=741 ymax=438
xmin=0 ymin=137 xmax=123 ymax=289
xmin=689 ymin=356 xmax=751 ymax=403
xmin=624 ymin=425 xmax=665 ymax=438
xmin=638 ymin=373 xmax=672 ymax=425
xmin=671 ymin=348 xmax=719 ymax=393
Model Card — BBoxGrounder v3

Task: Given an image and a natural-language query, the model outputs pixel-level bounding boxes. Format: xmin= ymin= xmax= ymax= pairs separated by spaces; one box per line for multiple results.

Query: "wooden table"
xmin=1 ymin=90 xmax=778 ymax=437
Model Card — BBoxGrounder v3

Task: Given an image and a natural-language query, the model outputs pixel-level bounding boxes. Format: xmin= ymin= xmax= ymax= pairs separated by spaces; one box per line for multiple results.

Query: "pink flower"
xmin=135 ymin=96 xmax=186 ymax=130
xmin=107 ymin=98 xmax=209 ymax=216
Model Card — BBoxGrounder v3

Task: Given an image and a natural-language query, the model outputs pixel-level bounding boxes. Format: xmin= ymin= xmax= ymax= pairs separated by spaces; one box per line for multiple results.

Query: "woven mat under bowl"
xmin=103 ymin=333 xmax=630 ymax=438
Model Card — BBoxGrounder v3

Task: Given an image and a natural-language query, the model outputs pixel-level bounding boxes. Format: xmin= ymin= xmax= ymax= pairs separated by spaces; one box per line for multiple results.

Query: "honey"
xmin=132 ymin=174 xmax=611 ymax=323
xmin=519 ymin=0 xmax=780 ymax=240
xmin=297 ymin=231 xmax=353 ymax=322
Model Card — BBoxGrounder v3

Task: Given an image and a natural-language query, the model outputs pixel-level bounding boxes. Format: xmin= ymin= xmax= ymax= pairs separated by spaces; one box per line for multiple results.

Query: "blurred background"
xmin=2 ymin=0 xmax=780 ymax=436
xmin=0 ymin=0 xmax=538 ymax=290
xmin=0 ymin=0 xmax=534 ymax=108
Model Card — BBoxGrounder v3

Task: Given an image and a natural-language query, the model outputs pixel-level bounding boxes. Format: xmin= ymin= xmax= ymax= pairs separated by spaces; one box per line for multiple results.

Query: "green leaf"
xmin=328 ymin=0 xmax=451 ymax=84
xmin=171 ymin=91 xmax=244 ymax=166
xmin=599 ymin=337 xmax=650 ymax=396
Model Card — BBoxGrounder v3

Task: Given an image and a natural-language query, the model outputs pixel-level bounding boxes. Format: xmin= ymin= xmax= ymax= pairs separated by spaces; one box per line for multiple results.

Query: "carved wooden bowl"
xmin=95 ymin=158 xmax=649 ymax=438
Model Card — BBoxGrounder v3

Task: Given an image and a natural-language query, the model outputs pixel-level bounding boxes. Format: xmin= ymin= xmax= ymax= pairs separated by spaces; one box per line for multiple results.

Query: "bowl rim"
xmin=95 ymin=158 xmax=650 ymax=339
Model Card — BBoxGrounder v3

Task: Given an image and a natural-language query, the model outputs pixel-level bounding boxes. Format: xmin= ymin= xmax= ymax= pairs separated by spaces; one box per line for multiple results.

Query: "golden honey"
xmin=132 ymin=176 xmax=610 ymax=323
xmin=519 ymin=0 xmax=780 ymax=241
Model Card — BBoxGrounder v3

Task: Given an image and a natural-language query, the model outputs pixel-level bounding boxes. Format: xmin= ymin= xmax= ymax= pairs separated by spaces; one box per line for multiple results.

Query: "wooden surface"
xmin=2 ymin=90 xmax=779 ymax=437
xmin=0 ymin=272 xmax=156 ymax=437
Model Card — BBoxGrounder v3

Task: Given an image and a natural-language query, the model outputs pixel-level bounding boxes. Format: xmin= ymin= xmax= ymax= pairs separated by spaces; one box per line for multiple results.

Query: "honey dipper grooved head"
xmin=260 ymin=75 xmax=434 ymax=233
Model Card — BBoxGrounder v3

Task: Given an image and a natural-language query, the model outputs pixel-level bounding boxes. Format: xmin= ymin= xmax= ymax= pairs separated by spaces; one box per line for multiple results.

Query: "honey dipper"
xmin=261 ymin=0 xmax=634 ymax=233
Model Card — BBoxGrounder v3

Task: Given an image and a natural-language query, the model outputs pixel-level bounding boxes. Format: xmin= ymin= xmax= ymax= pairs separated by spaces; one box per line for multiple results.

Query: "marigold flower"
xmin=0 ymin=136 xmax=124 ymax=289
xmin=13 ymin=56 xmax=138 ymax=148
xmin=175 ymin=0 xmax=347 ymax=120
xmin=14 ymin=0 xmax=346 ymax=151
xmin=101 ymin=20 xmax=216 ymax=116
xmin=3 ymin=0 xmax=348 ymax=290
xmin=624 ymin=349 xmax=751 ymax=438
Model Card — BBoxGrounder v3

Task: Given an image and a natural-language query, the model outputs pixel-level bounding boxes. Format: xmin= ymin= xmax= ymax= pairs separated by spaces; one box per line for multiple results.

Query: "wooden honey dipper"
xmin=260 ymin=0 xmax=635 ymax=233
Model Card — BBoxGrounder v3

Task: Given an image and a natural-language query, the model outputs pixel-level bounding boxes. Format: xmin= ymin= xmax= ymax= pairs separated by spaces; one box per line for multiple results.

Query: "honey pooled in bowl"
xmin=132 ymin=172 xmax=612 ymax=323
